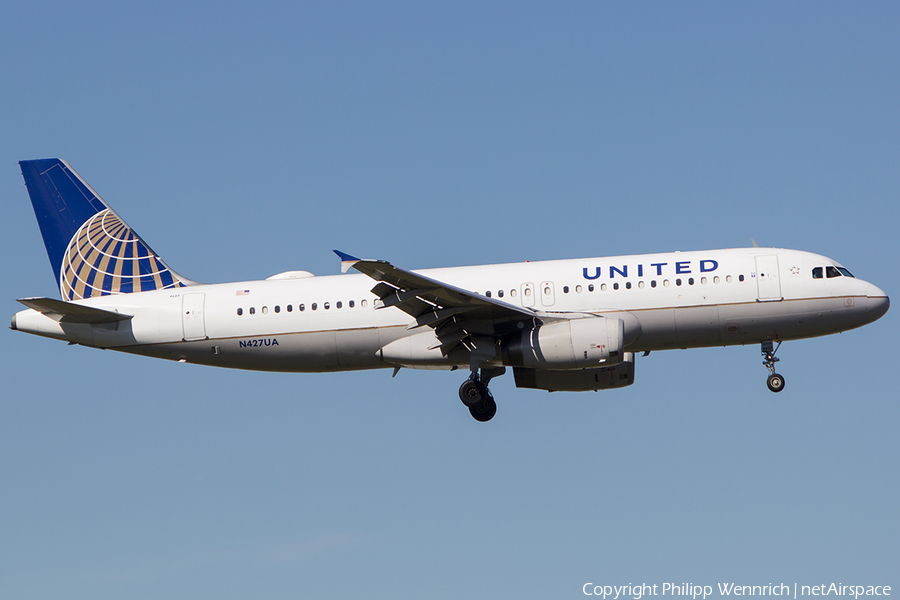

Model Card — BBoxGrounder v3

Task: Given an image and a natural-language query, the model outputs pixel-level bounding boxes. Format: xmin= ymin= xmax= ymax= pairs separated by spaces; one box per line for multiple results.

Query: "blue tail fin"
xmin=20 ymin=159 xmax=191 ymax=301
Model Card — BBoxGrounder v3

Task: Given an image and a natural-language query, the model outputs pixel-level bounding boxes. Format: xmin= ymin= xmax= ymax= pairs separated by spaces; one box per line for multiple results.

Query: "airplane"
xmin=11 ymin=158 xmax=890 ymax=421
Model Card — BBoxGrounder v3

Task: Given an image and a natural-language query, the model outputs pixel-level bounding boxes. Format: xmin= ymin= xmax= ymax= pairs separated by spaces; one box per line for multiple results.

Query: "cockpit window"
xmin=837 ymin=267 xmax=854 ymax=278
xmin=814 ymin=266 xmax=854 ymax=279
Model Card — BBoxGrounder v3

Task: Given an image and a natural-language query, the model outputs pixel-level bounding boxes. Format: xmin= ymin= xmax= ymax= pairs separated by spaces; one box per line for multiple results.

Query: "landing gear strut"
xmin=762 ymin=340 xmax=785 ymax=393
xmin=459 ymin=367 xmax=504 ymax=422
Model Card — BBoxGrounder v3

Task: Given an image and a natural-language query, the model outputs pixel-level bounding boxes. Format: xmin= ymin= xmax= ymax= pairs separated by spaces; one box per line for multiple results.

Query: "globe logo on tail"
xmin=60 ymin=209 xmax=185 ymax=300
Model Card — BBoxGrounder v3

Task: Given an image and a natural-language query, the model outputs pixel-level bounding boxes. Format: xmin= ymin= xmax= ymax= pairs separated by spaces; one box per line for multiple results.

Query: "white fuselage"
xmin=12 ymin=248 xmax=889 ymax=372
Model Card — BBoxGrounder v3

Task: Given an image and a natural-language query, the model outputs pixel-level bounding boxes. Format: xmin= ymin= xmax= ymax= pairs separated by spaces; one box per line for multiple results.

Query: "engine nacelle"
xmin=502 ymin=316 xmax=625 ymax=370
xmin=513 ymin=353 xmax=635 ymax=392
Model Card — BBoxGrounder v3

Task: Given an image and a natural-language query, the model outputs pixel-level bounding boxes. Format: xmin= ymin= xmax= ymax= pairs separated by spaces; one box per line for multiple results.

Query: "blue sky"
xmin=1 ymin=2 xmax=897 ymax=598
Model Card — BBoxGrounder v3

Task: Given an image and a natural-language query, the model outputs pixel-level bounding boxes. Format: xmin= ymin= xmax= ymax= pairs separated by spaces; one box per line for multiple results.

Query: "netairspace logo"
xmin=582 ymin=583 xmax=892 ymax=600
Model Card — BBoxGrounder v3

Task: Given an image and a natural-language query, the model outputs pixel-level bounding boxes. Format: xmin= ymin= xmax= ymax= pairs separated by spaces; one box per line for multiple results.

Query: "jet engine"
xmin=502 ymin=316 xmax=625 ymax=370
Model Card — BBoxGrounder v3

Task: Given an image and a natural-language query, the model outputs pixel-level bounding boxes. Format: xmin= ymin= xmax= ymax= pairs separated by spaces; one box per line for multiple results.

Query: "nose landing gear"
xmin=762 ymin=340 xmax=785 ymax=393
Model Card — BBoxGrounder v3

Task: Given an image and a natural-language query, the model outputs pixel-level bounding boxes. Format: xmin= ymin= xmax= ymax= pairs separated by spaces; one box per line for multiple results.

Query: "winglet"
xmin=333 ymin=250 xmax=361 ymax=273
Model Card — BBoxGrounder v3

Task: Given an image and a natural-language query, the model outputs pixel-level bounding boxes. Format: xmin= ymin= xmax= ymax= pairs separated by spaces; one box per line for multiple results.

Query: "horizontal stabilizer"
xmin=17 ymin=297 xmax=132 ymax=324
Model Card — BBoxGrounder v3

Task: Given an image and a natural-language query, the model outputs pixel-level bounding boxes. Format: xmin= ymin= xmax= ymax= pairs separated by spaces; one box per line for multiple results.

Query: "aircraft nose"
xmin=866 ymin=284 xmax=890 ymax=322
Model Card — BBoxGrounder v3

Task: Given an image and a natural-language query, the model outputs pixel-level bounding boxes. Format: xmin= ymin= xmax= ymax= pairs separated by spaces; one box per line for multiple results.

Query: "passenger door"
xmin=182 ymin=293 xmax=208 ymax=341
xmin=755 ymin=256 xmax=782 ymax=302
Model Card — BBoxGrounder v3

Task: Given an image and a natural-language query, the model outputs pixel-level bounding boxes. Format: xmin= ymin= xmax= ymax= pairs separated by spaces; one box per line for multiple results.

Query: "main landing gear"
xmin=762 ymin=340 xmax=785 ymax=393
xmin=459 ymin=367 xmax=505 ymax=422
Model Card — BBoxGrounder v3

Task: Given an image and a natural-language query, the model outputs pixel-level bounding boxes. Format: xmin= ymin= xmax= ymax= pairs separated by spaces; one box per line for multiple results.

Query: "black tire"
xmin=767 ymin=373 xmax=785 ymax=393
xmin=469 ymin=396 xmax=497 ymax=422
xmin=459 ymin=379 xmax=486 ymax=407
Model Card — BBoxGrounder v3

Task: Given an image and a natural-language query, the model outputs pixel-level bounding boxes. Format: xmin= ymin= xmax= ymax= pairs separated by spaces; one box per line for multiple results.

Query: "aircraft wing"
xmin=335 ymin=251 xmax=543 ymax=353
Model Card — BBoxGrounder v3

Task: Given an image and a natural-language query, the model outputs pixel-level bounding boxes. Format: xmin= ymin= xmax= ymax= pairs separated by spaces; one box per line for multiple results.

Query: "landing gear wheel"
xmin=761 ymin=341 xmax=786 ymax=393
xmin=459 ymin=379 xmax=487 ymax=407
xmin=767 ymin=373 xmax=785 ymax=393
xmin=469 ymin=395 xmax=497 ymax=422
